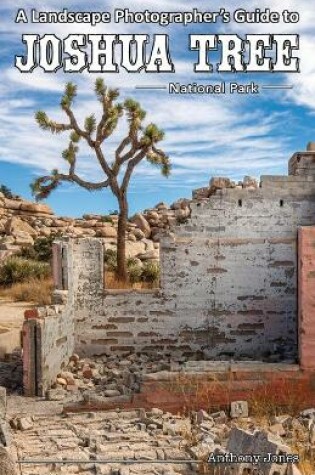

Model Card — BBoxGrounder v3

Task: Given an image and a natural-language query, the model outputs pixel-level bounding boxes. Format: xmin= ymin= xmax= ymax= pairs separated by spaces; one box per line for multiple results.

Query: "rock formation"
xmin=0 ymin=175 xmax=258 ymax=263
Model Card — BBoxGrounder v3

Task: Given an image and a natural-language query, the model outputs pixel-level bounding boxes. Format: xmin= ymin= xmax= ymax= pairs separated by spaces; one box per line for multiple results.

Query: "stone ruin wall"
xmin=23 ymin=147 xmax=315 ymax=395
xmin=71 ymin=152 xmax=315 ymax=363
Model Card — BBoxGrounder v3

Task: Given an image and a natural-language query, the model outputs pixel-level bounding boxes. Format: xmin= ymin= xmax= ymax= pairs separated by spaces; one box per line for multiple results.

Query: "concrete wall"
xmin=21 ymin=150 xmax=315 ymax=396
xmin=22 ymin=239 xmax=76 ymax=396
xmin=298 ymin=227 xmax=315 ymax=369
xmin=23 ymin=304 xmax=75 ymax=396
xmin=37 ymin=305 xmax=74 ymax=395
xmin=69 ymin=168 xmax=315 ymax=362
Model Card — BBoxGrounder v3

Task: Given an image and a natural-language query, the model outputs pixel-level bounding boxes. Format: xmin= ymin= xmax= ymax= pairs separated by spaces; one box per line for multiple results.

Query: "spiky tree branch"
xmin=32 ymin=78 xmax=170 ymax=279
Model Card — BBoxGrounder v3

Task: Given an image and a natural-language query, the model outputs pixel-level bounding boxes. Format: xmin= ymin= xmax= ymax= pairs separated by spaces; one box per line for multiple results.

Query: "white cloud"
xmin=0 ymin=0 xmax=311 ymax=202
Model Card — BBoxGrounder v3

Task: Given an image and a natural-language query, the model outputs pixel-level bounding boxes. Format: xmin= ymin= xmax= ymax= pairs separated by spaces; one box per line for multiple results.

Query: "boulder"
xmin=79 ymin=220 xmax=97 ymax=228
xmin=155 ymin=202 xmax=168 ymax=211
xmin=142 ymin=239 xmax=155 ymax=252
xmin=175 ymin=209 xmax=189 ymax=221
xmin=209 ymin=177 xmax=234 ymax=190
xmin=39 ymin=228 xmax=51 ymax=237
xmin=3 ymin=199 xmax=21 ymax=211
xmin=131 ymin=213 xmax=151 ymax=238
xmin=138 ymin=250 xmax=159 ymax=261
xmin=59 ymin=371 xmax=75 ymax=385
xmin=5 ymin=217 xmax=37 ymax=237
xmin=127 ymin=234 xmax=137 ymax=243
xmin=133 ymin=228 xmax=145 ymax=240
xmin=192 ymin=187 xmax=210 ymax=200
xmin=13 ymin=231 xmax=34 ymax=246
xmin=125 ymin=241 xmax=146 ymax=258
xmin=20 ymin=202 xmax=53 ymax=215
xmin=243 ymin=176 xmax=258 ymax=189
xmin=0 ymin=236 xmax=15 ymax=246
xmin=51 ymin=219 xmax=67 ymax=227
xmin=146 ymin=211 xmax=159 ymax=220
xmin=97 ymin=227 xmax=117 ymax=238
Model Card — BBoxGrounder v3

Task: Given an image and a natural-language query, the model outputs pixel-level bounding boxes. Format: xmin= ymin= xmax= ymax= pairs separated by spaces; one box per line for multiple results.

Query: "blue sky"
xmin=0 ymin=0 xmax=315 ymax=217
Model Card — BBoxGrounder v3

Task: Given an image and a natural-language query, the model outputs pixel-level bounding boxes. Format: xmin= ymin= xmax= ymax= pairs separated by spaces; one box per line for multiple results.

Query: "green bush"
xmin=0 ymin=184 xmax=13 ymax=199
xmin=33 ymin=235 xmax=56 ymax=261
xmin=103 ymin=250 xmax=160 ymax=285
xmin=19 ymin=246 xmax=38 ymax=261
xmin=141 ymin=261 xmax=160 ymax=283
xmin=0 ymin=257 xmax=50 ymax=286
xmin=104 ymin=249 xmax=117 ymax=271
xmin=127 ymin=257 xmax=138 ymax=267
xmin=100 ymin=215 xmax=114 ymax=224
xmin=128 ymin=264 xmax=143 ymax=283
xmin=20 ymin=234 xmax=60 ymax=262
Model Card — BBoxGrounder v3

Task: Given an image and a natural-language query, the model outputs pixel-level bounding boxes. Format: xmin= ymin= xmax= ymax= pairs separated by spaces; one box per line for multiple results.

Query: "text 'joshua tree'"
xmin=32 ymin=79 xmax=170 ymax=280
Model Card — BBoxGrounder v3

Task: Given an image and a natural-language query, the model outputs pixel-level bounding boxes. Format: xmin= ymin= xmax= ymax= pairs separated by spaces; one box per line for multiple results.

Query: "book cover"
xmin=0 ymin=2 xmax=314 ymax=474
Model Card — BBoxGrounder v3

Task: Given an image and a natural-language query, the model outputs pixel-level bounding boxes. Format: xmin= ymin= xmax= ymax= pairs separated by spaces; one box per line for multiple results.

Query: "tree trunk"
xmin=116 ymin=194 xmax=128 ymax=281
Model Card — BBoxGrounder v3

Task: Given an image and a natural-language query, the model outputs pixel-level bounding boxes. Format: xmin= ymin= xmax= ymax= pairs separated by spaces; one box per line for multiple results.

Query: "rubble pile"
xmin=9 ymin=404 xmax=315 ymax=474
xmin=48 ymin=352 xmax=176 ymax=402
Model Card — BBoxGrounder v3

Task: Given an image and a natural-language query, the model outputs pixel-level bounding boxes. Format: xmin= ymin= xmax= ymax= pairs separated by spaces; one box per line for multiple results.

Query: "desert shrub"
xmin=104 ymin=249 xmax=117 ymax=271
xmin=128 ymin=264 xmax=143 ymax=283
xmin=20 ymin=234 xmax=60 ymax=262
xmin=127 ymin=257 xmax=138 ymax=267
xmin=0 ymin=277 xmax=53 ymax=305
xmin=104 ymin=251 xmax=160 ymax=285
xmin=0 ymin=184 xmax=13 ymax=199
xmin=248 ymin=378 xmax=312 ymax=417
xmin=33 ymin=235 xmax=56 ymax=261
xmin=100 ymin=215 xmax=114 ymax=224
xmin=105 ymin=271 xmax=157 ymax=290
xmin=19 ymin=246 xmax=37 ymax=261
xmin=126 ymin=257 xmax=142 ymax=283
xmin=0 ymin=257 xmax=50 ymax=286
xmin=141 ymin=261 xmax=160 ymax=283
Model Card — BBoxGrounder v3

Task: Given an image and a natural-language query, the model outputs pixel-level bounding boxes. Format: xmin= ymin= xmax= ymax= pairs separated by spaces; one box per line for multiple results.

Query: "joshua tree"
xmin=31 ymin=79 xmax=170 ymax=280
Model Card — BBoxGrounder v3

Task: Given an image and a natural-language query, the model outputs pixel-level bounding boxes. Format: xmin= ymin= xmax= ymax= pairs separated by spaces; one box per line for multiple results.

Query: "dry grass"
xmin=0 ymin=277 xmax=53 ymax=305
xmin=104 ymin=271 xmax=159 ymax=290
xmin=297 ymin=454 xmax=315 ymax=475
xmin=164 ymin=373 xmax=312 ymax=418
xmin=164 ymin=373 xmax=315 ymax=475
xmin=291 ymin=441 xmax=315 ymax=475
xmin=162 ymin=372 xmax=230 ymax=415
xmin=247 ymin=378 xmax=313 ymax=418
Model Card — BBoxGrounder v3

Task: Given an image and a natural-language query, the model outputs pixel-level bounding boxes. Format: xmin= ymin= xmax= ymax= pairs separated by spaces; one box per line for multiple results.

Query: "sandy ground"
xmin=0 ymin=298 xmax=34 ymax=358
xmin=0 ymin=299 xmax=33 ymax=330
xmin=7 ymin=395 xmax=63 ymax=417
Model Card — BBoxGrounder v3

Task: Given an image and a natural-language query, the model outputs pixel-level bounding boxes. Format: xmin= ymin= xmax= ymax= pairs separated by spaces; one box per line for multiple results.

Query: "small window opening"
xmin=238 ymin=199 xmax=242 ymax=207
xmin=280 ymin=199 xmax=284 ymax=207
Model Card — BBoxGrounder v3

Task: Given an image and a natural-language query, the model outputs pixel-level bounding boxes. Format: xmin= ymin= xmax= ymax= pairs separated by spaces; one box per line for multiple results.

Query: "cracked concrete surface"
xmin=11 ymin=409 xmax=198 ymax=475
